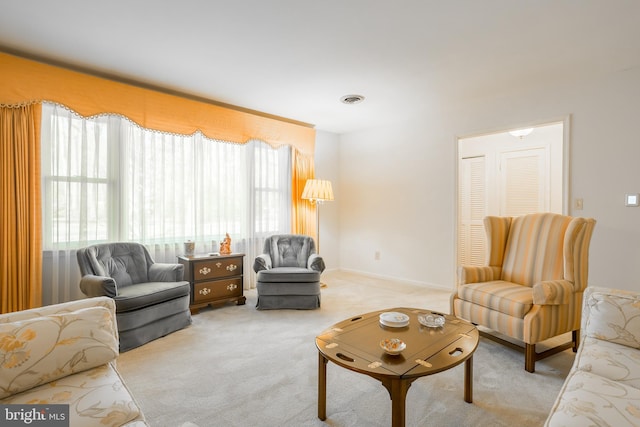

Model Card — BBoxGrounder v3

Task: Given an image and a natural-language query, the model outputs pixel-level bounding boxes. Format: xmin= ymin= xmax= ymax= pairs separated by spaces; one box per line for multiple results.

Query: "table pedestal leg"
xmin=318 ymin=352 xmax=328 ymax=420
xmin=464 ymin=355 xmax=473 ymax=403
xmin=382 ymin=378 xmax=412 ymax=427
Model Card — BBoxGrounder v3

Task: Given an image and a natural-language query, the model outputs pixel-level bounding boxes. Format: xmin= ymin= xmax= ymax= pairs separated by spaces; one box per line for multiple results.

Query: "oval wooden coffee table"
xmin=315 ymin=307 xmax=479 ymax=427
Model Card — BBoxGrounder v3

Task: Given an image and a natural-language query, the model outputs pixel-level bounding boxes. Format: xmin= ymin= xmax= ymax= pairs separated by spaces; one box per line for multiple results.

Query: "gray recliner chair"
xmin=253 ymin=234 xmax=325 ymax=310
xmin=77 ymin=242 xmax=192 ymax=351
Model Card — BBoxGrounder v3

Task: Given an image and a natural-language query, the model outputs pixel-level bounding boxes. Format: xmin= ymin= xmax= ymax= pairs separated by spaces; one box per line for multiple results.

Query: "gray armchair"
xmin=77 ymin=242 xmax=192 ymax=351
xmin=253 ymin=234 xmax=325 ymax=310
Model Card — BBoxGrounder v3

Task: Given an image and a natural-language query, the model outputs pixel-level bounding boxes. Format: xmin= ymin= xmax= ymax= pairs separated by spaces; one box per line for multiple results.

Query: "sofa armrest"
xmin=308 ymin=254 xmax=326 ymax=273
xmin=0 ymin=296 xmax=116 ymax=323
xmin=253 ymin=254 xmax=272 ymax=272
xmin=582 ymin=286 xmax=640 ymax=349
xmin=532 ymin=280 xmax=574 ymax=305
xmin=80 ymin=274 xmax=117 ymax=297
xmin=149 ymin=263 xmax=184 ymax=282
xmin=0 ymin=298 xmax=119 ymax=399
xmin=457 ymin=265 xmax=501 ymax=285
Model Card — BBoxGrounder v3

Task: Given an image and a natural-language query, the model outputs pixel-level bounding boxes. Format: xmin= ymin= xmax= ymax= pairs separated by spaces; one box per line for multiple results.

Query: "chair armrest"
xmin=457 ymin=266 xmax=501 ymax=285
xmin=149 ymin=263 xmax=184 ymax=282
xmin=253 ymin=254 xmax=272 ymax=272
xmin=308 ymin=254 xmax=325 ymax=273
xmin=532 ymin=280 xmax=574 ymax=305
xmin=79 ymin=274 xmax=117 ymax=297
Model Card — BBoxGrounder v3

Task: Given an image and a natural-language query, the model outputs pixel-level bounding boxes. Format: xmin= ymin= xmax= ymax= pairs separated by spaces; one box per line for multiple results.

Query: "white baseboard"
xmin=331 ymin=268 xmax=453 ymax=292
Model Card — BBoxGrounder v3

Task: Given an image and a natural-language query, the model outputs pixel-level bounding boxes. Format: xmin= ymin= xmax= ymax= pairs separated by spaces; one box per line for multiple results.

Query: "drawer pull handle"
xmin=226 ymin=283 xmax=238 ymax=291
xmin=199 ymin=267 xmax=211 ymax=275
xmin=216 ymin=262 xmax=222 ymax=268
xmin=226 ymin=264 xmax=238 ymax=272
xmin=199 ymin=287 xmax=211 ymax=296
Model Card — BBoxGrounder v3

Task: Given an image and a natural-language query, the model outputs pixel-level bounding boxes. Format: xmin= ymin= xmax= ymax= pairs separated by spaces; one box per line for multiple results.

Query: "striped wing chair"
xmin=451 ymin=212 xmax=596 ymax=372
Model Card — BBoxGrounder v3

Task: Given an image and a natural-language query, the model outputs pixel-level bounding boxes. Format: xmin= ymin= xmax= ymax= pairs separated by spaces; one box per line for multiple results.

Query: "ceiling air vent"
xmin=340 ymin=94 xmax=365 ymax=104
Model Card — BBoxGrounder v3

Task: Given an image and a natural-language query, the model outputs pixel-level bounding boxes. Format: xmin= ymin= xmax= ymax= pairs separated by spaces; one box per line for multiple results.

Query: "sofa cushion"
xmin=257 ymin=267 xmax=320 ymax=283
xmin=584 ymin=289 xmax=640 ymax=349
xmin=575 ymin=337 xmax=640 ymax=390
xmin=0 ymin=306 xmax=118 ymax=399
xmin=457 ymin=280 xmax=533 ymax=318
xmin=545 ymin=369 xmax=640 ymax=427
xmin=1 ymin=363 xmax=144 ymax=427
xmin=114 ymin=281 xmax=190 ymax=313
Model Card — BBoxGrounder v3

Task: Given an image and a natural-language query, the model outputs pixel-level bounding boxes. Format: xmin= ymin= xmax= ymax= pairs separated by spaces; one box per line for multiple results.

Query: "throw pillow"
xmin=0 ymin=306 xmax=118 ymax=399
xmin=585 ymin=289 xmax=640 ymax=349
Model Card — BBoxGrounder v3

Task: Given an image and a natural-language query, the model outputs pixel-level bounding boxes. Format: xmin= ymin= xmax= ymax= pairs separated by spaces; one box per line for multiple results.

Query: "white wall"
xmin=319 ymin=67 xmax=640 ymax=292
xmin=313 ymin=130 xmax=340 ymax=271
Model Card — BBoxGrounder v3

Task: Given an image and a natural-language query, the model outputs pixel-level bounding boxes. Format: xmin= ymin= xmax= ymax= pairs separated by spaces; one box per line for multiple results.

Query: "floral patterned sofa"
xmin=0 ymin=297 xmax=148 ymax=427
xmin=545 ymin=286 xmax=640 ymax=426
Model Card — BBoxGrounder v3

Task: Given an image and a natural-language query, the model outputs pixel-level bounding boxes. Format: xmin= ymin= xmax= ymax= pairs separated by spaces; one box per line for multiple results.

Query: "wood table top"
xmin=316 ymin=307 xmax=479 ymax=379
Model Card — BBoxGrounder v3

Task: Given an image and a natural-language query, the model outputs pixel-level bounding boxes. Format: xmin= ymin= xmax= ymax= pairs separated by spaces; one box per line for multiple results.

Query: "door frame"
xmin=453 ymin=115 xmax=571 ymax=271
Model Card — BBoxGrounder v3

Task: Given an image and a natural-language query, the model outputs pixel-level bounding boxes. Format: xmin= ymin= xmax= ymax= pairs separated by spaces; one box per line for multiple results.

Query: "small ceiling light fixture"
xmin=509 ymin=128 xmax=534 ymax=139
xmin=340 ymin=94 xmax=365 ymax=104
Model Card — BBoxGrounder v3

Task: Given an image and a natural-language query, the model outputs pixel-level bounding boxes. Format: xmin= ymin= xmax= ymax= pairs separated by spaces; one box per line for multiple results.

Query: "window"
xmin=41 ymin=111 xmax=112 ymax=245
xmin=41 ymin=102 xmax=291 ymax=250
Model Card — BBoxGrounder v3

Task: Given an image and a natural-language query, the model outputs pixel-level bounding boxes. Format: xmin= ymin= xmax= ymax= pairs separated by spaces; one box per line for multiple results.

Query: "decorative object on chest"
xmin=219 ymin=233 xmax=232 ymax=255
xmin=178 ymin=253 xmax=246 ymax=314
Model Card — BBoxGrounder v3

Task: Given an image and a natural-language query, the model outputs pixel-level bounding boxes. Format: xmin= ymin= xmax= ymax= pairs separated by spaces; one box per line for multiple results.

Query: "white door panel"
xmin=457 ymin=122 xmax=564 ymax=266
xmin=500 ymin=147 xmax=549 ymax=216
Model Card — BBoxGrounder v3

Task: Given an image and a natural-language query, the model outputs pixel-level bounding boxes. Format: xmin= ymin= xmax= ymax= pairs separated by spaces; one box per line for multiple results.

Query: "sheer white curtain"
xmin=41 ymin=103 xmax=291 ymax=305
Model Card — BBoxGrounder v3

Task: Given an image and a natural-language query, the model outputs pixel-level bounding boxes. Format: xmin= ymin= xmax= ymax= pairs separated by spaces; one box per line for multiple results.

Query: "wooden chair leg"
xmin=525 ymin=343 xmax=536 ymax=373
xmin=481 ymin=330 xmax=575 ymax=373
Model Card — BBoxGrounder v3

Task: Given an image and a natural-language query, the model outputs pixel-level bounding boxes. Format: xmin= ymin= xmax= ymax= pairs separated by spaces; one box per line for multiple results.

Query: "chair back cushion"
xmin=78 ymin=243 xmax=152 ymax=287
xmin=264 ymin=234 xmax=316 ymax=268
xmin=501 ymin=213 xmax=572 ymax=287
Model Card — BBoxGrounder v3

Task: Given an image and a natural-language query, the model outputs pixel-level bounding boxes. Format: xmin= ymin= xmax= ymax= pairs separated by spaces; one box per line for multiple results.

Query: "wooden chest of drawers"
xmin=178 ymin=253 xmax=246 ymax=314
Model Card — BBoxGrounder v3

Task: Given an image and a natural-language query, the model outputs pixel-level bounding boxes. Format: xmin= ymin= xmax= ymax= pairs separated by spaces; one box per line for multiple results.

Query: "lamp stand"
xmin=301 ymin=178 xmax=334 ymax=288
xmin=315 ymin=200 xmax=321 ymax=253
xmin=314 ymin=201 xmax=328 ymax=288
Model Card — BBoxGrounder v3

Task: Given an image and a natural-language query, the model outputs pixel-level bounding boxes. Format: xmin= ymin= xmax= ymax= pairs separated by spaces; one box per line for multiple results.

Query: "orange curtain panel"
xmin=292 ymin=148 xmax=316 ymax=240
xmin=0 ymin=103 xmax=42 ymax=313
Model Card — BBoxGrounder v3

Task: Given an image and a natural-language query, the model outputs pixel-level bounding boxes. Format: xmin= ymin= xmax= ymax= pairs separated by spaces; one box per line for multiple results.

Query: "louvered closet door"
xmin=499 ymin=148 xmax=549 ymax=216
xmin=458 ymin=156 xmax=487 ymax=266
xmin=458 ymin=122 xmax=564 ymax=271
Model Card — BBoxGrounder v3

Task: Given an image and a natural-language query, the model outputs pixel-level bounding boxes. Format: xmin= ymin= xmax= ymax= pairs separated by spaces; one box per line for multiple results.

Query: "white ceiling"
xmin=1 ymin=0 xmax=639 ymax=134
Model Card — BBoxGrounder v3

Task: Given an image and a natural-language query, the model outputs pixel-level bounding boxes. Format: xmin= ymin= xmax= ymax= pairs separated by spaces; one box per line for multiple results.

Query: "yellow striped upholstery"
xmin=532 ymin=280 xmax=574 ymax=305
xmin=452 ymin=213 xmax=596 ymax=347
xmin=501 ymin=213 xmax=571 ymax=287
xmin=453 ymin=298 xmax=525 ymax=341
xmin=458 ymin=265 xmax=501 ymax=284
xmin=484 ymin=216 xmax=512 ymax=268
xmin=458 ymin=280 xmax=533 ymax=318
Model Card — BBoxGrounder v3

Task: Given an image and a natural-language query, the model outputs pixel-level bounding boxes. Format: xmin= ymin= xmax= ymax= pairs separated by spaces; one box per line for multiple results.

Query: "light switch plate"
xmin=625 ymin=194 xmax=639 ymax=207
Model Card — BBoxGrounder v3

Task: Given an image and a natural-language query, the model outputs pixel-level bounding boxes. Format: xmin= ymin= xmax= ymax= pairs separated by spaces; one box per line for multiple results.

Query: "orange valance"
xmin=0 ymin=51 xmax=315 ymax=156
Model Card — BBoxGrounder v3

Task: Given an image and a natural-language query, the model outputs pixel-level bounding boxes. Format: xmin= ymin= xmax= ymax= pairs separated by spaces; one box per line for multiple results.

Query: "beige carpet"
xmin=116 ymin=271 xmax=573 ymax=427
